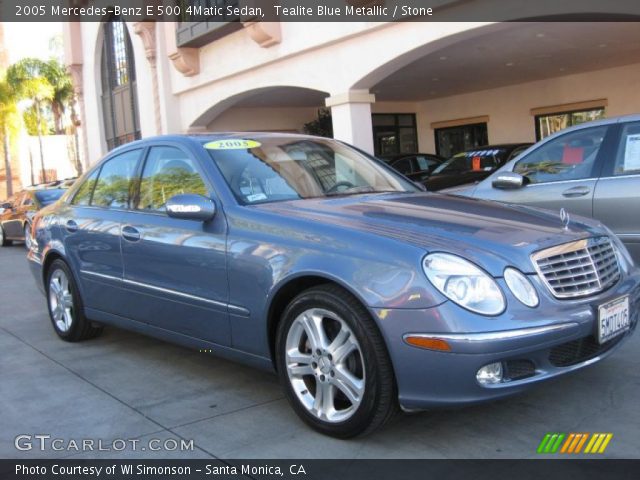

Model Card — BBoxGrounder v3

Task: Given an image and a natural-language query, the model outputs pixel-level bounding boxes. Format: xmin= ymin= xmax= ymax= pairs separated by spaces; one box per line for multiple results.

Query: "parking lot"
xmin=1 ymin=245 xmax=639 ymax=460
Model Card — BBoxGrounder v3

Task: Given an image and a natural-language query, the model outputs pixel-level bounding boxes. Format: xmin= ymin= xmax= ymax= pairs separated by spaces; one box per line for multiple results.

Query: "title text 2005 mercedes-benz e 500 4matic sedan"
xmin=28 ymin=134 xmax=638 ymax=437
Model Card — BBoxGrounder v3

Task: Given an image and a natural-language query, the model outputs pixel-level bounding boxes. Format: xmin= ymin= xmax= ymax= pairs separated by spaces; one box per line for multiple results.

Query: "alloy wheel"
xmin=48 ymin=269 xmax=74 ymax=332
xmin=285 ymin=308 xmax=365 ymax=423
xmin=24 ymin=225 xmax=32 ymax=250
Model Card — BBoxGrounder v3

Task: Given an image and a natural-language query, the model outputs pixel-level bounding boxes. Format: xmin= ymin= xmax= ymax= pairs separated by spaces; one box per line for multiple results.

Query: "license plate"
xmin=598 ymin=296 xmax=630 ymax=344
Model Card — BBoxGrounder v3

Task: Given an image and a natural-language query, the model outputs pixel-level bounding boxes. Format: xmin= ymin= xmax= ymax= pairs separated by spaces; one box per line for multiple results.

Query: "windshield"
xmin=433 ymin=148 xmax=507 ymax=175
xmin=34 ymin=189 xmax=66 ymax=206
xmin=206 ymin=137 xmax=417 ymax=204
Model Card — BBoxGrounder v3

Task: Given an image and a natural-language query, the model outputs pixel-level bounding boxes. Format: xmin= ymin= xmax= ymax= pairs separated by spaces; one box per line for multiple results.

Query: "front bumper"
xmin=374 ymin=269 xmax=640 ymax=411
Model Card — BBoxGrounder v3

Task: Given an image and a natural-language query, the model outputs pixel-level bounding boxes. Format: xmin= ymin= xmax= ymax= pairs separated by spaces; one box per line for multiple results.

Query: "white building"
xmin=63 ymin=3 xmax=640 ymax=167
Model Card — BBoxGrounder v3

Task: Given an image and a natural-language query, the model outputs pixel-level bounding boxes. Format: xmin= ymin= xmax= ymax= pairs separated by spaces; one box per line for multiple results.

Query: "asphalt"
xmin=1 ymin=245 xmax=638 ymax=460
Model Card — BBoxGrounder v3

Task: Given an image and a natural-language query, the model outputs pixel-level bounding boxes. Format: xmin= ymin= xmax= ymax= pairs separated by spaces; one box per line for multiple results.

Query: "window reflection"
xmin=138 ymin=147 xmax=208 ymax=212
xmin=91 ymin=150 xmax=140 ymax=208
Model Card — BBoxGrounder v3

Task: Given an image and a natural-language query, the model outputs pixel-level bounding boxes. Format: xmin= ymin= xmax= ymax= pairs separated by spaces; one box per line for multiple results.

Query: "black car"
xmin=425 ymin=143 xmax=532 ymax=191
xmin=0 ymin=186 xmax=70 ymax=248
xmin=381 ymin=153 xmax=445 ymax=182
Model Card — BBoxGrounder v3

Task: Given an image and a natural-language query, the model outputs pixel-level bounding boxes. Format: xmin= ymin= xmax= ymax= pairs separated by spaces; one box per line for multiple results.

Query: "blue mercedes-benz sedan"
xmin=27 ymin=134 xmax=639 ymax=437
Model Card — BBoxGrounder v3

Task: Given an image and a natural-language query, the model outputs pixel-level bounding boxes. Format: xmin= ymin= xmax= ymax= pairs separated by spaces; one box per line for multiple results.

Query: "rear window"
xmin=434 ymin=149 xmax=507 ymax=175
xmin=35 ymin=189 xmax=66 ymax=206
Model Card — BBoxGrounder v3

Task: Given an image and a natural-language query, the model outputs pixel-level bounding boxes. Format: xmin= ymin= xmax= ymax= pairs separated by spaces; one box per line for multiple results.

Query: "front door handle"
xmin=121 ymin=225 xmax=141 ymax=242
xmin=65 ymin=220 xmax=78 ymax=233
xmin=562 ymin=186 xmax=590 ymax=198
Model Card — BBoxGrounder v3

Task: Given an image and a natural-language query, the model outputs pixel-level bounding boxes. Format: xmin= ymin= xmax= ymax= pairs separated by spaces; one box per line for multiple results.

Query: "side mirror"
xmin=492 ymin=172 xmax=527 ymax=190
xmin=166 ymin=194 xmax=216 ymax=222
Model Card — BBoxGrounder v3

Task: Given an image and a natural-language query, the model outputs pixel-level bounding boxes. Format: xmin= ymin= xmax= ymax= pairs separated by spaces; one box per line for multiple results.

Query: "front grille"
xmin=531 ymin=237 xmax=620 ymax=299
xmin=504 ymin=360 xmax=536 ymax=380
xmin=549 ymin=335 xmax=623 ymax=367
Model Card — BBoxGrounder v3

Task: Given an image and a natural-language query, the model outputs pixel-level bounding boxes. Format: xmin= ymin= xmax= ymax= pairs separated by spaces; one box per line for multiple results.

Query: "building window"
xmin=372 ymin=114 xmax=418 ymax=156
xmin=535 ymin=108 xmax=605 ymax=140
xmin=110 ymin=21 xmax=129 ymax=86
xmin=434 ymin=123 xmax=488 ymax=158
xmin=100 ymin=17 xmax=141 ymax=150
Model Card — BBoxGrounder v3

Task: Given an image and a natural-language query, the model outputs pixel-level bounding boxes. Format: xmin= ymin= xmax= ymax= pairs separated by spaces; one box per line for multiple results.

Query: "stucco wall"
xmin=414 ymin=62 xmax=640 ymax=153
xmin=207 ymin=107 xmax=321 ymax=133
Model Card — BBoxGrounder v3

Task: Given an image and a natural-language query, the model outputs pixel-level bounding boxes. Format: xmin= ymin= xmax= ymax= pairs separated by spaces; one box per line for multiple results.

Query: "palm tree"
xmin=0 ymin=77 xmax=20 ymax=197
xmin=7 ymin=58 xmax=73 ymax=135
xmin=22 ymin=78 xmax=54 ymax=182
xmin=42 ymin=59 xmax=74 ymax=135
xmin=7 ymin=59 xmax=56 ymax=183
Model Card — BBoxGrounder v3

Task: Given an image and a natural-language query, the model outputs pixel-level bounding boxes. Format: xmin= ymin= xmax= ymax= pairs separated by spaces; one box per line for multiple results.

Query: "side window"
xmin=137 ymin=146 xmax=208 ymax=212
xmin=392 ymin=157 xmax=413 ymax=175
xmin=514 ymin=126 xmax=607 ymax=184
xmin=71 ymin=169 xmax=100 ymax=206
xmin=415 ymin=155 xmax=436 ymax=171
xmin=612 ymin=122 xmax=640 ymax=177
xmin=91 ymin=150 xmax=141 ymax=208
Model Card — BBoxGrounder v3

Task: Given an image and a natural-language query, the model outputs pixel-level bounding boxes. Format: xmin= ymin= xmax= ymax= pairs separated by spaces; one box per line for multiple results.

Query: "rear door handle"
xmin=562 ymin=186 xmax=591 ymax=198
xmin=121 ymin=225 xmax=141 ymax=242
xmin=65 ymin=220 xmax=78 ymax=233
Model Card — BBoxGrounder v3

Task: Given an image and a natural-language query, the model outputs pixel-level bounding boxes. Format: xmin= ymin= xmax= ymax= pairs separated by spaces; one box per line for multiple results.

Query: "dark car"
xmin=381 ymin=153 xmax=445 ymax=182
xmin=28 ymin=134 xmax=638 ymax=438
xmin=0 ymin=186 xmax=69 ymax=248
xmin=425 ymin=143 xmax=532 ymax=191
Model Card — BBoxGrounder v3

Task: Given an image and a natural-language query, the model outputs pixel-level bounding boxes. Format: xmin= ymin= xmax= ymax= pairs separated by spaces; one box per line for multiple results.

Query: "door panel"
xmin=61 ymin=149 xmax=142 ymax=315
xmin=59 ymin=204 xmax=127 ymax=314
xmin=483 ymin=180 xmax=597 ymax=218
xmin=119 ymin=145 xmax=230 ymax=345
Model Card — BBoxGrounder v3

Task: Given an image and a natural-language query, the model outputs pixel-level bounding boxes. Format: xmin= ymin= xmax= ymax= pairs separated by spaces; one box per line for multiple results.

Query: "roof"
xmin=104 ymin=132 xmax=330 ymax=157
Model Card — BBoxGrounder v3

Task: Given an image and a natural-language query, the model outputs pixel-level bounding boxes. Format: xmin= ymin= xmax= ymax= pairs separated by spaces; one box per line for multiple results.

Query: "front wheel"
xmin=46 ymin=259 xmax=103 ymax=342
xmin=276 ymin=284 xmax=397 ymax=438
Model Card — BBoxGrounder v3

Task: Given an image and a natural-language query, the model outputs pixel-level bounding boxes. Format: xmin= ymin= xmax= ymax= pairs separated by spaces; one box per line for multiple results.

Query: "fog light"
xmin=476 ymin=362 xmax=503 ymax=385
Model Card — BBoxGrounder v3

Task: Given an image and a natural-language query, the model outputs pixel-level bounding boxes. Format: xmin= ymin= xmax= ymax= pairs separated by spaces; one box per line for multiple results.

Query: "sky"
xmin=3 ymin=22 xmax=63 ymax=64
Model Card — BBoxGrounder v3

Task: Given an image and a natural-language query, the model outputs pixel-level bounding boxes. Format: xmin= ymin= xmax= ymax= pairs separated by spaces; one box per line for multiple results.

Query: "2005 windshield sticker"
xmin=204 ymin=139 xmax=261 ymax=150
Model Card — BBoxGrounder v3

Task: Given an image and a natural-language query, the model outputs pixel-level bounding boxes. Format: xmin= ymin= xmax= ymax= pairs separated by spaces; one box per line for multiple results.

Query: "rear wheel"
xmin=0 ymin=225 xmax=12 ymax=246
xmin=276 ymin=284 xmax=397 ymax=438
xmin=46 ymin=259 xmax=103 ymax=341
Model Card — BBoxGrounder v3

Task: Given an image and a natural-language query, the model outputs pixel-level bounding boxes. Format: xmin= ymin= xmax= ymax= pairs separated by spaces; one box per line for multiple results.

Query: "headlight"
xmin=423 ymin=253 xmax=505 ymax=315
xmin=504 ymin=268 xmax=539 ymax=308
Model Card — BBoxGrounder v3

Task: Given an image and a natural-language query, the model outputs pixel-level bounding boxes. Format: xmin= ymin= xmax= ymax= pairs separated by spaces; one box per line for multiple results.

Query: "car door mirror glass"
xmin=166 ymin=194 xmax=216 ymax=221
xmin=492 ymin=172 xmax=527 ymax=190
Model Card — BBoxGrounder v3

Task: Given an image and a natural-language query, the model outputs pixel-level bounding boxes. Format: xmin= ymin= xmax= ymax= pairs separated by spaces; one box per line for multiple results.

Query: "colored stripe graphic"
xmin=537 ymin=433 xmax=565 ymax=453
xmin=585 ymin=433 xmax=614 ymax=454
xmin=539 ymin=433 xmax=613 ymax=454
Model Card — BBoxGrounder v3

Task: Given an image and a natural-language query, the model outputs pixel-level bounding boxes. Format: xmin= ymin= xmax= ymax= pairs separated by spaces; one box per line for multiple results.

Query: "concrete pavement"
xmin=1 ymin=245 xmax=638 ymax=459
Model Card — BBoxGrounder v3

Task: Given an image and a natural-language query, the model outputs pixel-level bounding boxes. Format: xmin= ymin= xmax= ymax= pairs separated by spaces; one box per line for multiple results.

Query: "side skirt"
xmin=85 ymin=307 xmax=275 ymax=373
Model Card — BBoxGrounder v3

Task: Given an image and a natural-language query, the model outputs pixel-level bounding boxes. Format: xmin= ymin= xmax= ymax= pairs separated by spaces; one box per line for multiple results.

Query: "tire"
xmin=0 ymin=225 xmax=12 ymax=247
xmin=23 ymin=223 xmax=32 ymax=250
xmin=46 ymin=259 xmax=103 ymax=342
xmin=276 ymin=284 xmax=397 ymax=438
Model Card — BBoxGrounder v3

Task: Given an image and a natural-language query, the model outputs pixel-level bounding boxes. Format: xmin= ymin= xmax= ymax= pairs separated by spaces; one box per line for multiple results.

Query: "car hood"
xmin=256 ymin=192 xmax=607 ymax=275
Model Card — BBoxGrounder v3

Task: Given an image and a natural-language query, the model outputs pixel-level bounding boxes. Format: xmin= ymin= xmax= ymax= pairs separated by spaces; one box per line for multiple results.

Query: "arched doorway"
xmin=100 ymin=17 xmax=140 ymax=150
